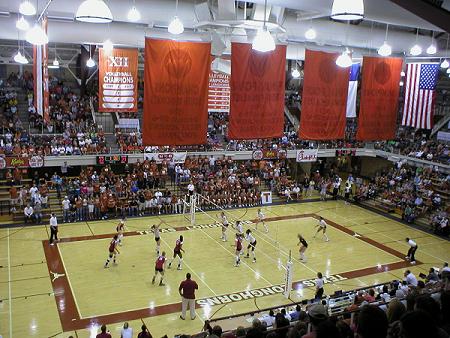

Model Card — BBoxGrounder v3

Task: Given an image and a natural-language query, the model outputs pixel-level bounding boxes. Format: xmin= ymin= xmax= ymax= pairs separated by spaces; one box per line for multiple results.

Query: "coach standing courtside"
xmin=49 ymin=213 xmax=58 ymax=245
xmin=179 ymin=273 xmax=198 ymax=320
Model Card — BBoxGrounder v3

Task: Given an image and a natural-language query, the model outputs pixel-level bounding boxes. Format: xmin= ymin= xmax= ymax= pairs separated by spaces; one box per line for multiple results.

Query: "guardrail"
xmin=37 ymin=148 xmax=449 ymax=173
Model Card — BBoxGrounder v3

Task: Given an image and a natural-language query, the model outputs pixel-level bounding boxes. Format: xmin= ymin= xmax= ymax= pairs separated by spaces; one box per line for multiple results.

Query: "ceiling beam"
xmin=390 ymin=0 xmax=450 ymax=33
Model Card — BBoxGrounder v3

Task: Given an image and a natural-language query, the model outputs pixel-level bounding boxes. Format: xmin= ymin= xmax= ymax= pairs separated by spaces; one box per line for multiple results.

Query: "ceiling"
xmin=0 ymin=0 xmax=448 ymax=62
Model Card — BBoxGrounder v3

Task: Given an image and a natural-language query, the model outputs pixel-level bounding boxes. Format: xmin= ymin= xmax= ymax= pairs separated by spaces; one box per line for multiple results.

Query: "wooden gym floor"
xmin=0 ymin=199 xmax=449 ymax=338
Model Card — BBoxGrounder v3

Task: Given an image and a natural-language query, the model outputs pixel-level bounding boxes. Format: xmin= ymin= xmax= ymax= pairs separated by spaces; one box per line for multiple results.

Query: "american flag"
xmin=402 ymin=63 xmax=439 ymax=129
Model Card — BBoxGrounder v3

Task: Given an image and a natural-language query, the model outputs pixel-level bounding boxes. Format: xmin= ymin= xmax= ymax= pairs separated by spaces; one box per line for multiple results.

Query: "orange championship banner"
xmin=143 ymin=38 xmax=211 ymax=145
xmin=299 ymin=50 xmax=349 ymax=140
xmin=356 ymin=56 xmax=403 ymax=140
xmin=42 ymin=18 xmax=49 ymax=123
xmin=98 ymin=48 xmax=138 ymax=112
xmin=228 ymin=43 xmax=286 ymax=140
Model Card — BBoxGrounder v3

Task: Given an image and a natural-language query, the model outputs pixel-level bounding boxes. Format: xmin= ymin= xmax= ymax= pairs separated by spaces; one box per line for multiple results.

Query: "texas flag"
xmin=346 ymin=63 xmax=360 ymax=118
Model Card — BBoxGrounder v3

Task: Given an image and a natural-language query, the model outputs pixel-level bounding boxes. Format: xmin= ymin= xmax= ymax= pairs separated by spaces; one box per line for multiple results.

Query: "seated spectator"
xmin=24 ymin=204 xmax=34 ymax=223
xmin=302 ymin=304 xmax=328 ymax=338
xmin=96 ymin=324 xmax=111 ymax=338
xmin=356 ymin=305 xmax=388 ymax=338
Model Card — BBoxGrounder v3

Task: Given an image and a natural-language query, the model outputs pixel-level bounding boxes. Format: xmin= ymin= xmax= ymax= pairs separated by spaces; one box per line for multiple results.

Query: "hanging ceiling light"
xmin=86 ymin=45 xmax=96 ymax=68
xmin=86 ymin=57 xmax=96 ymax=68
xmin=26 ymin=24 xmax=49 ymax=45
xmin=14 ymin=51 xmax=28 ymax=64
xmin=305 ymin=27 xmax=316 ymax=40
xmin=378 ymin=42 xmax=392 ymax=57
xmin=103 ymin=39 xmax=113 ymax=54
xmin=127 ymin=6 xmax=141 ymax=22
xmin=377 ymin=24 xmax=391 ymax=57
xmin=168 ymin=0 xmax=183 ymax=35
xmin=410 ymin=44 xmax=422 ymax=56
xmin=410 ymin=29 xmax=422 ymax=56
xmin=252 ymin=0 xmax=275 ymax=53
xmin=401 ymin=71 xmax=405 ymax=77
xmin=252 ymin=28 xmax=275 ymax=52
xmin=168 ymin=16 xmax=184 ymax=35
xmin=447 ymin=68 xmax=450 ymax=74
xmin=426 ymin=32 xmax=437 ymax=55
xmin=336 ymin=49 xmax=352 ymax=68
xmin=19 ymin=1 xmax=36 ymax=16
xmin=399 ymin=81 xmax=404 ymax=86
xmin=441 ymin=59 xmax=449 ymax=69
xmin=291 ymin=68 xmax=300 ymax=78
xmin=75 ymin=0 xmax=113 ymax=23
xmin=16 ymin=16 xmax=29 ymax=31
xmin=331 ymin=0 xmax=364 ymax=21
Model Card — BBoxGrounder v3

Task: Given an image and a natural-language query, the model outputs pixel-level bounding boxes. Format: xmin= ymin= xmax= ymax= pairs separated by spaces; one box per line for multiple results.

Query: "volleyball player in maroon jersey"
xmin=152 ymin=251 xmax=166 ymax=286
xmin=104 ymin=234 xmax=120 ymax=268
xmin=168 ymin=235 xmax=185 ymax=270
xmin=234 ymin=233 xmax=243 ymax=267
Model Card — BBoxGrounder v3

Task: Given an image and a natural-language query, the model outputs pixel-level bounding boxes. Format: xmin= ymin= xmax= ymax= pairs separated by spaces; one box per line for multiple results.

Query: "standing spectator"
xmin=62 ymin=196 xmax=71 ymax=223
xmin=120 ymin=322 xmax=133 ymax=338
xmin=179 ymin=272 xmax=198 ymax=320
xmin=24 ymin=204 xmax=34 ymax=223
xmin=137 ymin=324 xmax=152 ymax=338
xmin=96 ymin=324 xmax=111 ymax=338
xmin=49 ymin=213 xmax=58 ymax=245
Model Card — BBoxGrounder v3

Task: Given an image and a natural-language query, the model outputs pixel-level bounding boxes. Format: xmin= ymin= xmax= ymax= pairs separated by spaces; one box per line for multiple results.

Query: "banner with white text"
xmin=99 ymin=48 xmax=138 ymax=112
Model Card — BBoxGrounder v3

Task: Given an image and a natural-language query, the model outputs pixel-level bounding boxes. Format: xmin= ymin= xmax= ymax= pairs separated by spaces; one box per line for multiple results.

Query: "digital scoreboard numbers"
xmin=96 ymin=155 xmax=128 ymax=165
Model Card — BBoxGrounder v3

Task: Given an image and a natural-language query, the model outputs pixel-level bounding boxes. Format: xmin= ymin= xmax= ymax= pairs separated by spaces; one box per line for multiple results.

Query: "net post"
xmin=283 ymin=250 xmax=293 ymax=299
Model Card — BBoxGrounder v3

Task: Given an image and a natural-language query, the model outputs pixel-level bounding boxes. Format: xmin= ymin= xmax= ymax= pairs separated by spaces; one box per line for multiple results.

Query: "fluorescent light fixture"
xmin=19 ymin=1 xmax=36 ymax=16
xmin=441 ymin=59 xmax=449 ymax=69
xmin=291 ymin=68 xmax=300 ymax=78
xmin=377 ymin=41 xmax=392 ymax=56
xmin=168 ymin=16 xmax=184 ymax=35
xmin=127 ymin=5 xmax=141 ymax=22
xmin=252 ymin=28 xmax=275 ymax=52
xmin=16 ymin=16 xmax=29 ymax=31
xmin=331 ymin=0 xmax=364 ymax=21
xmin=75 ymin=0 xmax=113 ymax=23
xmin=86 ymin=57 xmax=96 ymax=68
xmin=336 ymin=49 xmax=352 ymax=68
xmin=26 ymin=24 xmax=49 ymax=45
xmin=305 ymin=27 xmax=316 ymax=40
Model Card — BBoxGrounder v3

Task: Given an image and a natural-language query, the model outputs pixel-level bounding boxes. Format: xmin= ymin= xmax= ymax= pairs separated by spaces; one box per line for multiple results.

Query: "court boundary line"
xmin=42 ymin=212 xmax=422 ymax=332
xmin=8 ymin=228 xmax=12 ymax=338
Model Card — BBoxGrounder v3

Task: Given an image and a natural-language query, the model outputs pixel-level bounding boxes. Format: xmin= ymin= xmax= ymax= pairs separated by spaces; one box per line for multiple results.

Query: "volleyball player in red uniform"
xmin=152 ymin=251 xmax=166 ymax=286
xmin=168 ymin=235 xmax=184 ymax=270
xmin=104 ymin=234 xmax=120 ymax=268
xmin=234 ymin=233 xmax=243 ymax=267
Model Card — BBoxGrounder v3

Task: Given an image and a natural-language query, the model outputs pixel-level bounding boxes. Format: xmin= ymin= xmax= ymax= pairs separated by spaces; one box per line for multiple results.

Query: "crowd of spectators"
xmin=375 ymin=127 xmax=449 ymax=165
xmin=192 ymin=265 xmax=450 ymax=338
xmin=353 ymin=163 xmax=449 ymax=236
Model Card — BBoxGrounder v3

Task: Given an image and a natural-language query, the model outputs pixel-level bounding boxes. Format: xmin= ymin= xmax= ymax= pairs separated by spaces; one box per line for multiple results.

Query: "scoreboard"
xmin=96 ymin=155 xmax=128 ymax=165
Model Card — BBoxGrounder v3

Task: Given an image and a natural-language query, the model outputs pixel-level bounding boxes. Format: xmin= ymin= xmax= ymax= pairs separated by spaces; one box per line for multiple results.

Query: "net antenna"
xmin=182 ymin=193 xmax=196 ymax=226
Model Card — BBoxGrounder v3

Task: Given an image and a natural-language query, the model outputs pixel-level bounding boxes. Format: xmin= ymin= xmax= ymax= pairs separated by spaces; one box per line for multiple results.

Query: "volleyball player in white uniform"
xmin=313 ymin=217 xmax=330 ymax=242
xmin=219 ymin=212 xmax=229 ymax=241
xmin=255 ymin=208 xmax=268 ymax=233
xmin=235 ymin=220 xmax=244 ymax=235
xmin=245 ymin=229 xmax=257 ymax=263
xmin=116 ymin=219 xmax=125 ymax=246
xmin=150 ymin=220 xmax=163 ymax=255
